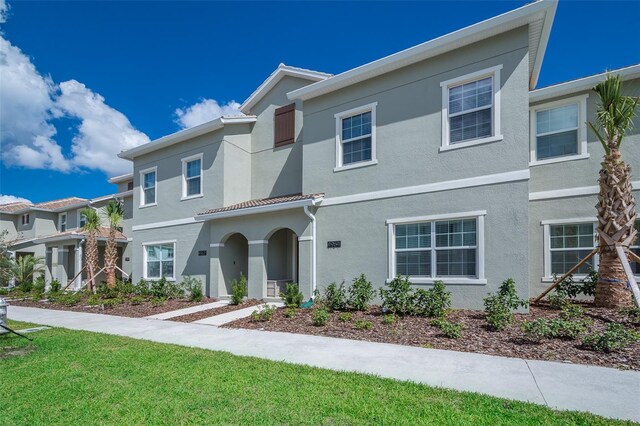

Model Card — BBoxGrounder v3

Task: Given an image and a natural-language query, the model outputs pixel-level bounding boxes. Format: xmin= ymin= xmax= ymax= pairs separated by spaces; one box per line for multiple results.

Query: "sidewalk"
xmin=7 ymin=306 xmax=639 ymax=422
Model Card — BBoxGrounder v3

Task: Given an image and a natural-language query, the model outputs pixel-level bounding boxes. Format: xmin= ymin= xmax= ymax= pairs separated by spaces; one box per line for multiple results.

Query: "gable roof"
xmin=240 ymin=64 xmax=332 ymax=114
xmin=196 ymin=193 xmax=324 ymax=220
xmin=0 ymin=202 xmax=32 ymax=213
xmin=288 ymin=0 xmax=557 ymax=102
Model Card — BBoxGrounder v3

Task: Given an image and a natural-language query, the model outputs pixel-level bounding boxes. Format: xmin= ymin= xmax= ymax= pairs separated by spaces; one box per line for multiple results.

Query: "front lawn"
xmin=0 ymin=322 xmax=629 ymax=425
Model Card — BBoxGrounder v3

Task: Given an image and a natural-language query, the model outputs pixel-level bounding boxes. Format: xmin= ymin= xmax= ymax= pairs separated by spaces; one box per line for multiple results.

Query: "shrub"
xmin=165 ymin=280 xmax=185 ymax=300
xmin=87 ymin=294 xmax=101 ymax=306
xmin=250 ymin=304 xmax=276 ymax=322
xmin=18 ymin=279 xmax=33 ymax=293
xmin=620 ymin=307 xmax=640 ymax=325
xmin=549 ymin=269 xmax=598 ymax=306
xmin=412 ymin=281 xmax=451 ymax=318
xmin=521 ymin=319 xmax=551 ymax=342
xmin=430 ymin=318 xmax=463 ymax=339
xmin=150 ymin=297 xmax=166 ymax=307
xmin=338 ymin=312 xmax=353 ymax=322
xmin=151 ymin=277 xmax=168 ymax=298
xmin=483 ymin=278 xmax=528 ymax=331
xmin=133 ymin=279 xmax=151 ymax=296
xmin=323 ymin=282 xmax=347 ymax=311
xmin=280 ymin=282 xmax=304 ymax=308
xmin=97 ymin=282 xmax=118 ymax=299
xmin=559 ymin=303 xmax=585 ymax=321
xmin=182 ymin=276 xmax=204 ymax=302
xmin=0 ymin=287 xmax=8 ymax=295
xmin=522 ymin=318 xmax=587 ymax=341
xmin=33 ymin=275 xmax=46 ymax=294
xmin=379 ymin=275 xmax=414 ymax=315
xmin=284 ymin=307 xmax=297 ymax=318
xmin=382 ymin=314 xmax=395 ymax=325
xmin=230 ymin=273 xmax=247 ymax=305
xmin=354 ymin=320 xmax=373 ymax=330
xmin=115 ymin=279 xmax=134 ymax=296
xmin=101 ymin=298 xmax=123 ymax=308
xmin=347 ymin=274 xmax=375 ymax=311
xmin=312 ymin=308 xmax=329 ymax=326
xmin=582 ymin=323 xmax=640 ymax=353
xmin=57 ymin=292 xmax=83 ymax=306
xmin=129 ymin=296 xmax=145 ymax=305
xmin=48 ymin=279 xmax=61 ymax=294
xmin=547 ymin=292 xmax=568 ymax=310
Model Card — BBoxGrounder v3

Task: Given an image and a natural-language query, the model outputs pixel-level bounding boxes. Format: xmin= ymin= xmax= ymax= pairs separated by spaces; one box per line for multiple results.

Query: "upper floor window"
xmin=127 ymin=181 xmax=134 ymax=191
xmin=59 ymin=213 xmax=67 ymax=232
xmin=530 ymin=95 xmax=588 ymax=166
xmin=181 ymin=154 xmax=203 ymax=200
xmin=274 ymin=103 xmax=295 ymax=147
xmin=21 ymin=213 xmax=29 ymax=226
xmin=140 ymin=167 xmax=157 ymax=207
xmin=334 ymin=102 xmax=378 ymax=172
xmin=78 ymin=210 xmax=86 ymax=228
xmin=440 ymin=65 xmax=502 ymax=151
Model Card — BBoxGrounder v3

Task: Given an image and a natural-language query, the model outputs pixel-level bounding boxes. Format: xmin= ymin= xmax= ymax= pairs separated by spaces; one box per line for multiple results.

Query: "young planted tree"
xmin=81 ymin=208 xmax=101 ymax=293
xmin=588 ymin=74 xmax=639 ymax=308
xmin=104 ymin=200 xmax=124 ymax=288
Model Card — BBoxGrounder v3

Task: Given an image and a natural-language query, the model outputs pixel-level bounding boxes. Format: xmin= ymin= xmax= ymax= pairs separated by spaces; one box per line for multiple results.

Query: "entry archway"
xmin=266 ymin=228 xmax=298 ymax=298
xmin=220 ymin=233 xmax=248 ymax=296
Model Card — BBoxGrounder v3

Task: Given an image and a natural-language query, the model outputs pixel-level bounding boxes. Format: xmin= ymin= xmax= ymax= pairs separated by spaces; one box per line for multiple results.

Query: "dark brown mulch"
xmin=171 ymin=299 xmax=263 ymax=323
xmin=9 ymin=297 xmax=218 ymax=318
xmin=224 ymin=302 xmax=640 ymax=371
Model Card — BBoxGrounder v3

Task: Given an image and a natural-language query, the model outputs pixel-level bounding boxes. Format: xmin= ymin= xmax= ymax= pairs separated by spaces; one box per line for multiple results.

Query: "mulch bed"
xmin=171 ymin=299 xmax=263 ymax=323
xmin=225 ymin=302 xmax=640 ymax=371
xmin=9 ymin=297 xmax=218 ymax=318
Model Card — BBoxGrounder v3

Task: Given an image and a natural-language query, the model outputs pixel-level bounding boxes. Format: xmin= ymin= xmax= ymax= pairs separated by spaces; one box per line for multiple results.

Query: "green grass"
xmin=0 ymin=322 xmax=631 ymax=425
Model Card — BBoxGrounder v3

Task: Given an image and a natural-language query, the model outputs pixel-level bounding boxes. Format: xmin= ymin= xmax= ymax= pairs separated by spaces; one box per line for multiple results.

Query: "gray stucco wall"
xmin=0 ymin=216 xmax=18 ymax=241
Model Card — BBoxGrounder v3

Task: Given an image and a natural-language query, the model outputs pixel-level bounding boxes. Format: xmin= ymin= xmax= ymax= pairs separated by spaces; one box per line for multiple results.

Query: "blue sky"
xmin=1 ymin=0 xmax=638 ymax=204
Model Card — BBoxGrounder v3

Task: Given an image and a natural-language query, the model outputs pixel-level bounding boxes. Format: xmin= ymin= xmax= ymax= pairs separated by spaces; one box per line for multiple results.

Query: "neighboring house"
xmin=2 ymin=1 xmax=638 ymax=307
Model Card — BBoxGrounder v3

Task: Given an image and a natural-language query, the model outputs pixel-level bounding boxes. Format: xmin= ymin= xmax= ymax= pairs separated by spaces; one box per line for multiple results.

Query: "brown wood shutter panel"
xmin=274 ymin=103 xmax=295 ymax=147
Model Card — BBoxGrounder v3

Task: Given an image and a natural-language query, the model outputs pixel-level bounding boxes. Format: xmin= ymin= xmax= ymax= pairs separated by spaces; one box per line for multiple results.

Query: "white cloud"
xmin=0 ymin=194 xmax=31 ymax=205
xmin=175 ymin=99 xmax=242 ymax=129
xmin=0 ymin=0 xmax=8 ymax=24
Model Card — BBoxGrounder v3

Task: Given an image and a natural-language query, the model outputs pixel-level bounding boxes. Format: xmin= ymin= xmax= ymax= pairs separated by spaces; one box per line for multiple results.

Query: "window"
xmin=440 ymin=65 xmax=502 ymax=150
xmin=59 ymin=213 xmax=67 ymax=232
xmin=127 ymin=181 xmax=134 ymax=191
xmin=181 ymin=154 xmax=203 ymax=199
xmin=144 ymin=242 xmax=175 ymax=280
xmin=21 ymin=214 xmax=29 ymax=226
xmin=334 ymin=102 xmax=377 ymax=171
xmin=530 ymin=95 xmax=588 ymax=165
xmin=388 ymin=211 xmax=486 ymax=284
xmin=631 ymin=220 xmax=640 ymax=276
xmin=78 ymin=210 xmax=86 ymax=228
xmin=542 ymin=220 xmax=597 ymax=279
xmin=274 ymin=103 xmax=295 ymax=147
xmin=140 ymin=167 xmax=157 ymax=207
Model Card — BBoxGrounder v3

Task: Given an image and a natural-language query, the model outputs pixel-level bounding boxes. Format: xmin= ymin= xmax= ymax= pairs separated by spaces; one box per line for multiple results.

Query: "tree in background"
xmin=104 ymin=199 xmax=124 ymax=288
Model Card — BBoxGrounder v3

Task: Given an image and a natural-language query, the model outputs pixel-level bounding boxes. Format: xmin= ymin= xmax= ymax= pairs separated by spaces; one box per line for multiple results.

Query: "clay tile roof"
xmin=34 ymin=197 xmax=88 ymax=210
xmin=199 ymin=193 xmax=324 ymax=216
xmin=0 ymin=202 xmax=32 ymax=213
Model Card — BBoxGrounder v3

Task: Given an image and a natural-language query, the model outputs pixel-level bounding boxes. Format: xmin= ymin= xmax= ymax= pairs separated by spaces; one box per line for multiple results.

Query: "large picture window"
xmin=144 ymin=242 xmax=175 ymax=280
xmin=334 ymin=102 xmax=377 ymax=171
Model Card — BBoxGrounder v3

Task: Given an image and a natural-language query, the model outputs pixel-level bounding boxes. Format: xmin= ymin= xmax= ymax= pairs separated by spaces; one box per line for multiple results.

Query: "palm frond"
xmin=81 ymin=208 xmax=101 ymax=231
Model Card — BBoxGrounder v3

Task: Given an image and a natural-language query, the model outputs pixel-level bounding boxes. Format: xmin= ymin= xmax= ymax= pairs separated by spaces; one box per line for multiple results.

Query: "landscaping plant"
xmin=103 ymin=199 xmax=124 ymax=288
xmin=150 ymin=297 xmax=166 ymax=307
xmin=312 ymin=307 xmax=329 ymax=326
xmin=621 ymin=307 xmax=640 ymax=325
xmin=280 ymin=282 xmax=304 ymax=308
xmin=582 ymin=322 xmax=640 ymax=352
xmin=151 ymin=277 xmax=168 ymax=298
xmin=250 ymin=304 xmax=276 ymax=322
xmin=182 ymin=276 xmax=203 ymax=302
xmin=284 ymin=307 xmax=297 ymax=318
xmin=347 ymin=274 xmax=375 ymax=311
xmin=338 ymin=312 xmax=353 ymax=322
xmin=80 ymin=207 xmax=101 ymax=293
xmin=430 ymin=319 xmax=463 ymax=339
xmin=379 ymin=275 xmax=414 ymax=315
xmin=12 ymin=254 xmax=45 ymax=292
xmin=322 ymin=282 xmax=347 ymax=311
xmin=48 ymin=279 xmax=61 ymax=294
xmin=354 ymin=320 xmax=373 ymax=330
xmin=483 ymin=278 xmax=528 ymax=331
xmin=230 ymin=273 xmax=247 ymax=305
xmin=133 ymin=279 xmax=151 ymax=296
xmin=412 ymin=281 xmax=451 ymax=318
xmin=382 ymin=314 xmax=395 ymax=325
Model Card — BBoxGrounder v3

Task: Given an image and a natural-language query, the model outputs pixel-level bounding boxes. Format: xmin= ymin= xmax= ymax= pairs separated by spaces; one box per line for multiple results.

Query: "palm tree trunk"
xmin=105 ymin=226 xmax=117 ymax=288
xmin=85 ymin=232 xmax=99 ymax=293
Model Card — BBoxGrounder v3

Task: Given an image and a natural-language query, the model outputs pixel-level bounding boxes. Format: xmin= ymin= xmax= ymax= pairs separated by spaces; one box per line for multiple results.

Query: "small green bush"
xmin=57 ymin=292 xmax=83 ymax=306
xmin=382 ymin=314 xmax=395 ymax=325
xmin=150 ymin=277 xmax=168 ymax=298
xmin=115 ymin=279 xmax=134 ymax=296
xmin=521 ymin=318 xmax=587 ymax=341
xmin=483 ymin=279 xmax=528 ymax=331
xmin=101 ymin=298 xmax=123 ymax=308
xmin=412 ymin=281 xmax=451 ymax=318
xmin=250 ymin=304 xmax=276 ymax=322
xmin=547 ymin=293 xmax=568 ymax=310
xmin=548 ymin=269 xmax=598 ymax=307
xmin=150 ymin=297 xmax=166 ymax=307
xmin=348 ymin=274 xmax=375 ymax=311
xmin=559 ymin=303 xmax=585 ymax=321
xmin=129 ymin=296 xmax=145 ymax=305
xmin=165 ymin=280 xmax=185 ymax=300
xmin=338 ymin=312 xmax=353 ymax=322
xmin=33 ymin=275 xmax=46 ymax=294
xmin=582 ymin=323 xmax=640 ymax=353
xmin=323 ymin=282 xmax=347 ymax=311
xmin=133 ymin=279 xmax=151 ymax=296
xmin=0 ymin=287 xmax=8 ymax=295
xmin=181 ymin=276 xmax=203 ymax=302
xmin=87 ymin=294 xmax=101 ymax=306
xmin=280 ymin=282 xmax=304 ymax=308
xmin=521 ymin=319 xmax=551 ymax=342
xmin=97 ymin=283 xmax=118 ymax=299
xmin=284 ymin=307 xmax=297 ymax=318
xmin=430 ymin=318 xmax=463 ymax=339
xmin=379 ymin=275 xmax=414 ymax=316
xmin=620 ymin=307 xmax=640 ymax=325
xmin=18 ymin=279 xmax=33 ymax=293
xmin=48 ymin=279 xmax=61 ymax=294
xmin=230 ymin=273 xmax=247 ymax=305
xmin=354 ymin=320 xmax=373 ymax=330
xmin=312 ymin=308 xmax=329 ymax=326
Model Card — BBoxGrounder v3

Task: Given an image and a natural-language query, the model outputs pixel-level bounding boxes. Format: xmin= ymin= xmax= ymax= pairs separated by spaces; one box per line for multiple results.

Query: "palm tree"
xmin=588 ymin=74 xmax=639 ymax=308
xmin=104 ymin=199 xmax=124 ymax=288
xmin=81 ymin=208 xmax=101 ymax=293
xmin=11 ymin=254 xmax=45 ymax=291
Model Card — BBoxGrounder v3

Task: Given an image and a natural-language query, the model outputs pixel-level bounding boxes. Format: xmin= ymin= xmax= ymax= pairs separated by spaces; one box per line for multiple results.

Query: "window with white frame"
xmin=530 ymin=96 xmax=588 ymax=164
xmin=440 ymin=65 xmax=502 ymax=150
xmin=140 ymin=168 xmax=157 ymax=206
xmin=631 ymin=220 xmax=639 ymax=275
xmin=547 ymin=222 xmax=596 ymax=276
xmin=334 ymin=102 xmax=377 ymax=170
xmin=59 ymin=213 xmax=67 ymax=232
xmin=389 ymin=212 xmax=485 ymax=283
xmin=144 ymin=242 xmax=175 ymax=280
xmin=78 ymin=210 xmax=86 ymax=228
xmin=21 ymin=214 xmax=29 ymax=226
xmin=182 ymin=154 xmax=202 ymax=199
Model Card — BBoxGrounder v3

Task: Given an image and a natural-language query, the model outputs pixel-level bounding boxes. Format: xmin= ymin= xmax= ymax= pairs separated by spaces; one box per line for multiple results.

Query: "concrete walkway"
xmin=7 ymin=306 xmax=639 ymax=422
xmin=145 ymin=300 xmax=229 ymax=320
xmin=193 ymin=302 xmax=284 ymax=326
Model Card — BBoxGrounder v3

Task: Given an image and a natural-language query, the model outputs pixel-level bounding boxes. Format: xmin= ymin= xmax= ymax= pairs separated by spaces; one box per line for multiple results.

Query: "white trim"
xmin=77 ymin=209 xmax=86 ymax=229
xmin=541 ymin=217 xmax=597 ymax=226
xmin=322 ymin=169 xmax=529 ymax=207
xmin=181 ymin=153 xmax=204 ymax=200
xmin=209 ymin=243 xmax=225 ymax=248
xmin=440 ymin=65 xmax=503 ymax=151
xmin=248 ymin=240 xmax=268 ymax=245
xmin=142 ymin=240 xmax=177 ymax=281
xmin=195 ymin=197 xmax=323 ymax=221
xmin=139 ymin=166 xmax=157 ymax=208
xmin=530 ymin=180 xmax=640 ymax=201
xmin=387 ymin=277 xmax=488 ymax=285
xmin=287 ymin=0 xmax=557 ymax=101
xmin=303 ymin=206 xmax=317 ymax=295
xmin=298 ymin=236 xmax=313 ymax=242
xmin=58 ymin=212 xmax=67 ymax=232
xmin=334 ymin=102 xmax=378 ymax=170
xmin=90 ymin=190 xmax=134 ymax=204
xmin=386 ymin=210 xmax=487 ymax=225
xmin=132 ymin=217 xmax=197 ymax=232
xmin=529 ymin=95 xmax=588 ymax=164
xmin=108 ymin=173 xmax=133 ymax=184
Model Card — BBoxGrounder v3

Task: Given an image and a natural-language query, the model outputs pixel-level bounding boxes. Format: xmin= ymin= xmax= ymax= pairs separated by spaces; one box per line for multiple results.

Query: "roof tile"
xmin=199 ymin=193 xmax=324 ymax=215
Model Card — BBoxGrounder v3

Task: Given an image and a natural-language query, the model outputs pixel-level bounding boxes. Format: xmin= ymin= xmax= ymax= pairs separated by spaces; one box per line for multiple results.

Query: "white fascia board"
xmin=90 ymin=190 xmax=134 ymax=204
xmin=287 ymin=0 xmax=556 ymax=101
xmin=118 ymin=116 xmax=256 ymax=160
xmin=240 ymin=64 xmax=332 ymax=114
xmin=108 ymin=173 xmax=133 ymax=184
xmin=529 ymin=180 xmax=640 ymax=201
xmin=195 ymin=197 xmax=323 ymax=222
xmin=530 ymin=64 xmax=640 ymax=103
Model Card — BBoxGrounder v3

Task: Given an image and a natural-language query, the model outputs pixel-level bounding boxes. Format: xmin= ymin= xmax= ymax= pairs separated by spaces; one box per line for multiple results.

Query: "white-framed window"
xmin=59 ymin=213 xmax=67 ymax=232
xmin=387 ymin=211 xmax=486 ymax=284
xmin=78 ymin=210 xmax=86 ymax=228
xmin=530 ymin=95 xmax=589 ymax=166
xmin=21 ymin=213 xmax=30 ymax=226
xmin=143 ymin=241 xmax=176 ymax=280
xmin=181 ymin=153 xmax=203 ymax=200
xmin=139 ymin=166 xmax=157 ymax=207
xmin=440 ymin=65 xmax=502 ymax=151
xmin=542 ymin=219 xmax=598 ymax=280
xmin=334 ymin=102 xmax=378 ymax=171
xmin=631 ymin=220 xmax=639 ymax=276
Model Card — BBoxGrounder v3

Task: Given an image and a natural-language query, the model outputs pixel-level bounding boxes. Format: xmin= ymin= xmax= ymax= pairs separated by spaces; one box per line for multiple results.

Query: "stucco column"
xmin=75 ymin=241 xmax=83 ymax=290
xmin=297 ymin=239 xmax=313 ymax=299
xmin=247 ymin=241 xmax=268 ymax=299
xmin=208 ymin=244 xmax=224 ymax=298
xmin=57 ymin=245 xmax=68 ymax=285
xmin=48 ymin=246 xmax=58 ymax=290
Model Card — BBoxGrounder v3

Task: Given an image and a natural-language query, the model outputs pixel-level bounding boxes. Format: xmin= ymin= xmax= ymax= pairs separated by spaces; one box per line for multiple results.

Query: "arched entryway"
xmin=220 ymin=233 xmax=248 ymax=296
xmin=266 ymin=228 xmax=298 ymax=298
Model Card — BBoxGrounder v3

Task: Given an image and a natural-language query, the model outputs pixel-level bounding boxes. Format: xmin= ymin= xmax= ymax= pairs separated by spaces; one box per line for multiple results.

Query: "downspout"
xmin=76 ymin=239 xmax=85 ymax=290
xmin=303 ymin=204 xmax=317 ymax=297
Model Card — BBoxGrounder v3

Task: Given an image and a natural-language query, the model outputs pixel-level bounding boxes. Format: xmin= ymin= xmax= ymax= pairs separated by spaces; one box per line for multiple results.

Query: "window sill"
xmin=386 ymin=277 xmax=487 ymax=285
xmin=440 ymin=135 xmax=503 ymax=152
xmin=139 ymin=203 xmax=157 ymax=209
xmin=144 ymin=277 xmax=176 ymax=282
xmin=334 ymin=159 xmax=378 ymax=173
xmin=529 ymin=153 xmax=590 ymax=167
xmin=181 ymin=194 xmax=203 ymax=201
xmin=541 ymin=275 xmax=588 ymax=283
